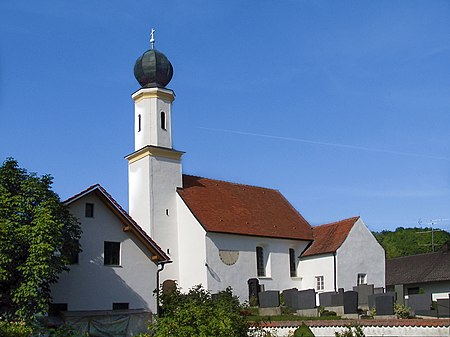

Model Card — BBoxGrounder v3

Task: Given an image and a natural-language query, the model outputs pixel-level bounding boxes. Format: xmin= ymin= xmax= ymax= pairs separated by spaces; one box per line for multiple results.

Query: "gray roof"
xmin=386 ymin=243 xmax=450 ymax=286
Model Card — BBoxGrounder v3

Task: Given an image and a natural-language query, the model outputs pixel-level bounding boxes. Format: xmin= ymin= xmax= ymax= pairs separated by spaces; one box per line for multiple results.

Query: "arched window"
xmin=161 ymin=111 xmax=166 ymax=130
xmin=256 ymin=246 xmax=265 ymax=277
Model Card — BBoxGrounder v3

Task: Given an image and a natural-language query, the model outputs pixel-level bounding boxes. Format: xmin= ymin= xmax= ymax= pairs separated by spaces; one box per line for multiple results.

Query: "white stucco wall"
xmin=128 ymin=155 xmax=182 ymax=282
xmin=133 ymin=88 xmax=173 ymax=150
xmin=336 ymin=218 xmax=385 ymax=290
xmin=205 ymin=232 xmax=309 ymax=302
xmin=299 ymin=254 xmax=336 ymax=294
xmin=175 ymin=194 xmax=208 ymax=291
xmin=51 ymin=193 xmax=159 ymax=312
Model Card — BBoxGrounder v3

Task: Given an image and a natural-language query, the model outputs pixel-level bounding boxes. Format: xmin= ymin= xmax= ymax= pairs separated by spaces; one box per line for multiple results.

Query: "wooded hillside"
xmin=373 ymin=227 xmax=450 ymax=259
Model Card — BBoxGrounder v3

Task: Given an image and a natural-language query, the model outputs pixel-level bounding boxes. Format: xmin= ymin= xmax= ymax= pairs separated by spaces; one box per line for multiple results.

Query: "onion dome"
xmin=134 ymin=48 xmax=173 ymax=88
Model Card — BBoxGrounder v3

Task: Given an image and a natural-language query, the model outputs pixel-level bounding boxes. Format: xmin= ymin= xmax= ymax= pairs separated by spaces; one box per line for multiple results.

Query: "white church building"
xmin=51 ymin=35 xmax=385 ymax=314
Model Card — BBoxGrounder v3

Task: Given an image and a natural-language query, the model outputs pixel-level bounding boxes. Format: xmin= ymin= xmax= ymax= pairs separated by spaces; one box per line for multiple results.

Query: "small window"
xmin=85 ymin=203 xmax=94 ymax=218
xmin=407 ymin=287 xmax=420 ymax=295
xmin=289 ymin=248 xmax=297 ymax=277
xmin=316 ymin=276 xmax=324 ymax=291
xmin=161 ymin=111 xmax=166 ymax=130
xmin=256 ymin=246 xmax=265 ymax=277
xmin=113 ymin=302 xmax=129 ymax=310
xmin=357 ymin=273 xmax=367 ymax=285
xmin=138 ymin=114 xmax=142 ymax=132
xmin=49 ymin=303 xmax=68 ymax=316
xmin=104 ymin=241 xmax=120 ymax=266
xmin=69 ymin=250 xmax=79 ymax=265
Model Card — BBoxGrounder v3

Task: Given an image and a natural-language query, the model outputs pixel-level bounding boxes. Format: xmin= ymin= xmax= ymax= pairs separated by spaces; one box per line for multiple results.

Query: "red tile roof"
xmin=256 ymin=319 xmax=450 ymax=328
xmin=301 ymin=216 xmax=359 ymax=257
xmin=64 ymin=184 xmax=170 ymax=262
xmin=177 ymin=175 xmax=313 ymax=240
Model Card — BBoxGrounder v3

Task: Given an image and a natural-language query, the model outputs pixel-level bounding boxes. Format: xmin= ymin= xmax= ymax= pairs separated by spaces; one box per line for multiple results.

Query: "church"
xmin=50 ymin=34 xmax=385 ymax=316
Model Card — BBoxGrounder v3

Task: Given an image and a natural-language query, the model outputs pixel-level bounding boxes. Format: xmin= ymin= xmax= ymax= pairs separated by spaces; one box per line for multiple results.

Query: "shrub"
xmin=335 ymin=324 xmax=365 ymax=337
xmin=394 ymin=303 xmax=412 ymax=319
xmin=150 ymin=284 xmax=249 ymax=337
xmin=0 ymin=319 xmax=33 ymax=337
xmin=293 ymin=322 xmax=315 ymax=336
xmin=334 ymin=324 xmax=366 ymax=337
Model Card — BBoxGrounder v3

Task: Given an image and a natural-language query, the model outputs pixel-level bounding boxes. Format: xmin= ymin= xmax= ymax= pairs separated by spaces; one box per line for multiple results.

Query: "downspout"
xmin=156 ymin=260 xmax=172 ymax=316
xmin=333 ymin=252 xmax=337 ymax=292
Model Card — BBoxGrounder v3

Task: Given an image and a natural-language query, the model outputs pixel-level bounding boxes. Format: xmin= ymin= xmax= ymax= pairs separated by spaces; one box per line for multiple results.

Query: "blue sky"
xmin=1 ymin=1 xmax=450 ymax=232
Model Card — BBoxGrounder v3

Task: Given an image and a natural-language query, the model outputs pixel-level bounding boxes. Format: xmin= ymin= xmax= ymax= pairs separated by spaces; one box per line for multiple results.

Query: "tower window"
xmin=138 ymin=114 xmax=141 ymax=132
xmin=161 ymin=111 xmax=166 ymax=130
xmin=289 ymin=248 xmax=297 ymax=277
xmin=85 ymin=203 xmax=94 ymax=218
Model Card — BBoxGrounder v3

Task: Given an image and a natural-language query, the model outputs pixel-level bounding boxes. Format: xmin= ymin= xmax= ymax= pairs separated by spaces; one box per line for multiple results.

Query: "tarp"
xmin=62 ymin=309 xmax=152 ymax=337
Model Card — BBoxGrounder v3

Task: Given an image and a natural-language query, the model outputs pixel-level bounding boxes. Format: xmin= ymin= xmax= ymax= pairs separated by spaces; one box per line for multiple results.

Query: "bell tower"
xmin=126 ymin=30 xmax=182 ymax=280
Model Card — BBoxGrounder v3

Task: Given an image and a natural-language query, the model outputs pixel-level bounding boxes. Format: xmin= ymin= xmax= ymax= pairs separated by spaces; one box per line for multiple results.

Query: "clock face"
xmin=219 ymin=250 xmax=239 ymax=266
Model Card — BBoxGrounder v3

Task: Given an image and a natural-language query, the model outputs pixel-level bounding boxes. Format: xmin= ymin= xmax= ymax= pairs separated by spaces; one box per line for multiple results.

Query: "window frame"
xmin=85 ymin=203 xmax=94 ymax=218
xmin=315 ymin=275 xmax=324 ymax=291
xmin=289 ymin=248 xmax=297 ymax=277
xmin=104 ymin=241 xmax=121 ymax=266
xmin=357 ymin=273 xmax=367 ymax=285
xmin=256 ymin=246 xmax=265 ymax=277
xmin=161 ymin=111 xmax=167 ymax=130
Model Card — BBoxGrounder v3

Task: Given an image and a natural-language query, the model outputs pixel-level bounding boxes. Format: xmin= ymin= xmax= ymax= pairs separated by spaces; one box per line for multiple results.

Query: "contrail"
xmin=198 ymin=127 xmax=450 ymax=162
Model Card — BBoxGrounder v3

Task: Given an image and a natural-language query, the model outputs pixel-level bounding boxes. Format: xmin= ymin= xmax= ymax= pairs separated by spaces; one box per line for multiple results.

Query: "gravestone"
xmin=437 ymin=299 xmax=450 ymax=318
xmin=343 ymin=291 xmax=358 ymax=314
xmin=354 ymin=284 xmax=374 ymax=308
xmin=331 ymin=292 xmax=344 ymax=307
xmin=298 ymin=289 xmax=316 ymax=309
xmin=369 ymin=292 xmax=395 ymax=309
xmin=319 ymin=291 xmax=336 ymax=307
xmin=258 ymin=291 xmax=280 ymax=308
xmin=283 ymin=288 xmax=299 ymax=309
xmin=374 ymin=287 xmax=384 ymax=294
xmin=375 ymin=295 xmax=394 ymax=315
xmin=162 ymin=279 xmax=176 ymax=295
xmin=407 ymin=294 xmax=431 ymax=315
xmin=248 ymin=278 xmax=260 ymax=304
xmin=394 ymin=285 xmax=404 ymax=305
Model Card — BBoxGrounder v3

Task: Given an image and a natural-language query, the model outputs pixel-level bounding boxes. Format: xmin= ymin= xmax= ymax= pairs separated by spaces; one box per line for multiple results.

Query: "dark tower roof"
xmin=134 ymin=48 xmax=173 ymax=88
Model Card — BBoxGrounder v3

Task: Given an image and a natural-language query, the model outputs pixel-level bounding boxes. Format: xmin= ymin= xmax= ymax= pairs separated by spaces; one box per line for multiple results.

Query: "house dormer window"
xmin=161 ymin=111 xmax=166 ymax=130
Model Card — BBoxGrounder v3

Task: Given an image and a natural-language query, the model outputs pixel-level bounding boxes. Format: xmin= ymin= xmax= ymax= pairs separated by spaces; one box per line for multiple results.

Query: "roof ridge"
xmin=182 ymin=174 xmax=280 ymax=192
xmin=315 ymin=216 xmax=360 ymax=228
xmin=387 ymin=250 xmax=444 ymax=260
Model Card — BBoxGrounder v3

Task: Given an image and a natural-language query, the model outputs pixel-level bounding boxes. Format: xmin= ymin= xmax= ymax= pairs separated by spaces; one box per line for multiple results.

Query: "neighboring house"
xmin=300 ymin=217 xmax=385 ymax=293
xmin=50 ymin=184 xmax=169 ymax=314
xmin=386 ymin=243 xmax=450 ymax=300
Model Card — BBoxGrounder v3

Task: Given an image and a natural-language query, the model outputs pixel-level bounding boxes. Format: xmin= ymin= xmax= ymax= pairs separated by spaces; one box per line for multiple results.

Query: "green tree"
xmin=373 ymin=227 xmax=450 ymax=258
xmin=0 ymin=158 xmax=81 ymax=322
xmin=149 ymin=284 xmax=248 ymax=337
